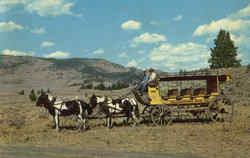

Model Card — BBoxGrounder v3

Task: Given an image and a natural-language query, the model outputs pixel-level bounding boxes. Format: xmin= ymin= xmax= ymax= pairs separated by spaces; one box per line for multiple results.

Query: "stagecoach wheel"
xmin=141 ymin=105 xmax=151 ymax=123
xmin=164 ymin=107 xmax=173 ymax=126
xmin=151 ymin=106 xmax=172 ymax=126
xmin=207 ymin=110 xmax=216 ymax=122
xmin=151 ymin=106 xmax=161 ymax=126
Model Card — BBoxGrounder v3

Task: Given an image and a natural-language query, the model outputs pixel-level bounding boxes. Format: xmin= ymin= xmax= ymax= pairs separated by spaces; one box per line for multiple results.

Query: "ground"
xmin=0 ymin=92 xmax=250 ymax=158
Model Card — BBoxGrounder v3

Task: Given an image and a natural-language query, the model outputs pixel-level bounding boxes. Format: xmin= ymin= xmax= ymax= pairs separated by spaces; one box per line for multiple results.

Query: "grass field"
xmin=0 ymin=93 xmax=250 ymax=158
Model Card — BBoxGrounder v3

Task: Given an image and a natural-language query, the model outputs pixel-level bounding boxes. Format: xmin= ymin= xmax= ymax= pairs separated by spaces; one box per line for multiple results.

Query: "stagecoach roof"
xmin=159 ymin=73 xmax=230 ymax=82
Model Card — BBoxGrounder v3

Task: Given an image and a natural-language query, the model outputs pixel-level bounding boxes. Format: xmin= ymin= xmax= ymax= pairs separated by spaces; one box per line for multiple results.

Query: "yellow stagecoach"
xmin=133 ymin=72 xmax=231 ymax=126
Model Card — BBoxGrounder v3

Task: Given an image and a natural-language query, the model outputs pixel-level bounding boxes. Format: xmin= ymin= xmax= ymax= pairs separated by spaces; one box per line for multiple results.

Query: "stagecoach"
xmin=133 ymin=72 xmax=232 ymax=126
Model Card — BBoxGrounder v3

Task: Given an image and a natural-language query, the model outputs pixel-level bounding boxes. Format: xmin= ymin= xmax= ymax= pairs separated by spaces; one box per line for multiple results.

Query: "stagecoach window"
xmin=159 ymin=80 xmax=207 ymax=97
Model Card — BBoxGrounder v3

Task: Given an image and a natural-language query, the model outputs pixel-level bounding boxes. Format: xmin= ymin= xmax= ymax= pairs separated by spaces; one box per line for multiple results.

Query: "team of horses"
xmin=36 ymin=92 xmax=140 ymax=131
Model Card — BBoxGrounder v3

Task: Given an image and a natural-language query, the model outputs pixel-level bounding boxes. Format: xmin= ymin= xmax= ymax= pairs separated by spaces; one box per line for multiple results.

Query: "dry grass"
xmin=0 ymin=93 xmax=250 ymax=158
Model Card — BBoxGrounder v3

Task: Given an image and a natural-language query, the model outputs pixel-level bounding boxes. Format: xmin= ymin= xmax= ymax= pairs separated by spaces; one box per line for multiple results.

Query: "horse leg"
xmin=76 ymin=115 xmax=83 ymax=131
xmin=52 ymin=115 xmax=56 ymax=128
xmin=107 ymin=114 xmax=112 ymax=128
xmin=130 ymin=106 xmax=139 ymax=127
xmin=83 ymin=110 xmax=88 ymax=130
xmin=55 ymin=110 xmax=60 ymax=132
xmin=77 ymin=110 xmax=88 ymax=131
xmin=131 ymin=111 xmax=138 ymax=126
xmin=124 ymin=112 xmax=130 ymax=125
xmin=105 ymin=116 xmax=109 ymax=127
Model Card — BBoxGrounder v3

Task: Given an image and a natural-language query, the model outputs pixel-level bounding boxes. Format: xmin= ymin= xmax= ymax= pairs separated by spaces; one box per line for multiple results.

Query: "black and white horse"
xmin=89 ymin=94 xmax=139 ymax=128
xmin=36 ymin=92 xmax=90 ymax=131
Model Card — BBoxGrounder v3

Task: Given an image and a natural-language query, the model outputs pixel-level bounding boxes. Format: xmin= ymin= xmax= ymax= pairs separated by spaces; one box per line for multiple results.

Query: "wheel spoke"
xmin=151 ymin=106 xmax=173 ymax=126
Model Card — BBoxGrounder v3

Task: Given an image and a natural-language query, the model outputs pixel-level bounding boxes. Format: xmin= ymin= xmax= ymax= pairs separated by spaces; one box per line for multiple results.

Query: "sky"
xmin=0 ymin=0 xmax=249 ymax=72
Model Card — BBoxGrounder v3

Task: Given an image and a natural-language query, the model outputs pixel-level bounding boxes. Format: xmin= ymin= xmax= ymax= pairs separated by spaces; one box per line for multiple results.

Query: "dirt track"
xmin=0 ymin=145 xmax=205 ymax=158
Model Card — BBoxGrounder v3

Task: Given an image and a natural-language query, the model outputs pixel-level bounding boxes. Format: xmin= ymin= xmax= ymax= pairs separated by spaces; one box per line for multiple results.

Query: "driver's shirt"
xmin=148 ymin=72 xmax=156 ymax=82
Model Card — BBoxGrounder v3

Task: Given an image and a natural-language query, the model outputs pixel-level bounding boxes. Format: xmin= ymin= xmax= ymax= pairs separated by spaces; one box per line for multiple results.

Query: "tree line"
xmin=80 ymin=81 xmax=129 ymax=90
xmin=18 ymin=88 xmax=51 ymax=102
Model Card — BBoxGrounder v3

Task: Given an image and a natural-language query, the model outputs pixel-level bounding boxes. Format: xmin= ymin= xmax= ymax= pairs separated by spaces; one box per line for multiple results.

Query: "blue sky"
xmin=0 ymin=0 xmax=249 ymax=72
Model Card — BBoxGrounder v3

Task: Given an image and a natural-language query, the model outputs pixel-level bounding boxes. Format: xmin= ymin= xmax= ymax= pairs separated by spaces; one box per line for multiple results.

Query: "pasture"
xmin=0 ymin=91 xmax=250 ymax=158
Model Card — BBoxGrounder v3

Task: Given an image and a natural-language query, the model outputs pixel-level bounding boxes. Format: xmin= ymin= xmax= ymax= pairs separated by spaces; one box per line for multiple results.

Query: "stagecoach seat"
xmin=168 ymin=89 xmax=178 ymax=98
xmin=180 ymin=88 xmax=192 ymax=96
xmin=161 ymin=96 xmax=169 ymax=100
xmin=194 ymin=88 xmax=206 ymax=96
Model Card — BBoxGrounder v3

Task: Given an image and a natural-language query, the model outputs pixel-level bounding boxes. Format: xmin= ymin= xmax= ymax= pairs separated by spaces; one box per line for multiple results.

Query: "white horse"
xmin=36 ymin=92 xmax=90 ymax=131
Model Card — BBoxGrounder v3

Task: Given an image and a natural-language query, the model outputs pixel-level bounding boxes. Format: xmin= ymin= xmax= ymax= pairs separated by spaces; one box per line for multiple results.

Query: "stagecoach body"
xmin=135 ymin=73 xmax=231 ymax=126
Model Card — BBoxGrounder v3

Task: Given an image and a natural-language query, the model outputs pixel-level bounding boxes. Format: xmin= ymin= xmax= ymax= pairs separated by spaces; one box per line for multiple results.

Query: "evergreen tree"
xmin=86 ymin=84 xmax=93 ymax=89
xmin=29 ymin=89 xmax=37 ymax=102
xmin=209 ymin=30 xmax=241 ymax=69
xmin=95 ymin=83 xmax=105 ymax=90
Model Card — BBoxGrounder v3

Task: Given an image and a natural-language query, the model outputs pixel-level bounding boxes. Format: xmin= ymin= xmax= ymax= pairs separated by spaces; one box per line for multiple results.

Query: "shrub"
xmin=94 ymin=83 xmax=105 ymax=90
xmin=246 ymin=64 xmax=250 ymax=73
xmin=29 ymin=89 xmax=37 ymax=102
xmin=18 ymin=90 xmax=25 ymax=95
xmin=86 ymin=84 xmax=93 ymax=89
xmin=80 ymin=84 xmax=93 ymax=89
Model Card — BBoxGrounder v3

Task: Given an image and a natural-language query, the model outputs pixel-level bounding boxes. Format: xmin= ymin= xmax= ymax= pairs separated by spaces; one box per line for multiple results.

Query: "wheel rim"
xmin=151 ymin=106 xmax=172 ymax=126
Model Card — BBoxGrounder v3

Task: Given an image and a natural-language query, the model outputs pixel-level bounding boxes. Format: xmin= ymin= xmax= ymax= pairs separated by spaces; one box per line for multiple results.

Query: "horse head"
xmin=89 ymin=94 xmax=97 ymax=109
xmin=36 ymin=92 xmax=55 ymax=108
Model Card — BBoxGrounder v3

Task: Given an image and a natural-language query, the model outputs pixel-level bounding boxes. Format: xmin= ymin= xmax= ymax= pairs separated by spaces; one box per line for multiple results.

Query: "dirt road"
xmin=0 ymin=145 xmax=204 ymax=158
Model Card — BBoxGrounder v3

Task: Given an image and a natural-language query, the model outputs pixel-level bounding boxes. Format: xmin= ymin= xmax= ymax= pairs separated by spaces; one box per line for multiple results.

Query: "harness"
xmin=52 ymin=97 xmax=80 ymax=112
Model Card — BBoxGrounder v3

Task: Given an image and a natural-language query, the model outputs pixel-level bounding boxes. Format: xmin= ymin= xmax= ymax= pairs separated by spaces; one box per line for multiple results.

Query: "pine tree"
xmin=29 ymin=89 xmax=37 ymax=102
xmin=209 ymin=30 xmax=241 ymax=69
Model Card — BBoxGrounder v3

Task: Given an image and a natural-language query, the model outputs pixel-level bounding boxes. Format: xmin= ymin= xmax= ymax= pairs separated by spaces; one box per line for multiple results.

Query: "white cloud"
xmin=44 ymin=51 xmax=69 ymax=58
xmin=231 ymin=34 xmax=250 ymax=49
xmin=129 ymin=43 xmax=137 ymax=48
xmin=132 ymin=33 xmax=167 ymax=46
xmin=193 ymin=3 xmax=250 ymax=37
xmin=237 ymin=53 xmax=243 ymax=59
xmin=2 ymin=49 xmax=34 ymax=56
xmin=119 ymin=52 xmax=128 ymax=58
xmin=121 ymin=20 xmax=141 ymax=30
xmin=31 ymin=27 xmax=46 ymax=34
xmin=193 ymin=19 xmax=250 ymax=36
xmin=41 ymin=41 xmax=55 ymax=47
xmin=127 ymin=60 xmax=137 ymax=67
xmin=0 ymin=21 xmax=23 ymax=32
xmin=25 ymin=0 xmax=74 ymax=16
xmin=150 ymin=42 xmax=210 ymax=71
xmin=150 ymin=21 xmax=159 ymax=25
xmin=173 ymin=15 xmax=183 ymax=21
xmin=137 ymin=50 xmax=145 ymax=54
xmin=0 ymin=0 xmax=27 ymax=13
xmin=0 ymin=0 xmax=77 ymax=16
xmin=92 ymin=49 xmax=104 ymax=55
xmin=232 ymin=3 xmax=250 ymax=18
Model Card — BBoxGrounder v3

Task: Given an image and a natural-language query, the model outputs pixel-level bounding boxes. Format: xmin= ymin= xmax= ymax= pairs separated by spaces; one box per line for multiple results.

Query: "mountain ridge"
xmin=0 ymin=55 xmax=144 ymax=92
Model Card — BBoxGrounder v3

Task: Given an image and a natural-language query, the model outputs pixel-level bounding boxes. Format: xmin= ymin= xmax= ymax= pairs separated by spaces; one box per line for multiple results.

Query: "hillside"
xmin=1 ymin=54 xmax=249 ymax=105
xmin=0 ymin=55 xmax=144 ymax=93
